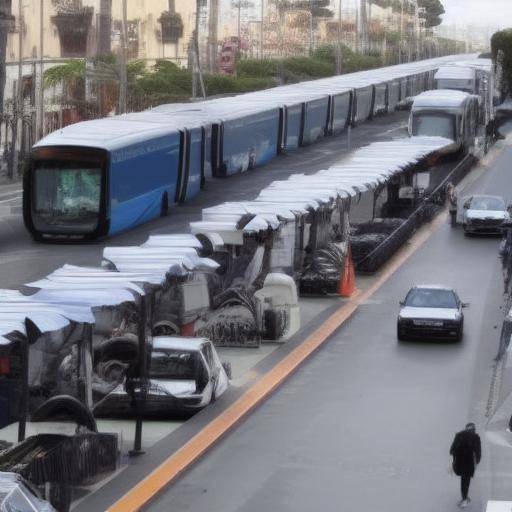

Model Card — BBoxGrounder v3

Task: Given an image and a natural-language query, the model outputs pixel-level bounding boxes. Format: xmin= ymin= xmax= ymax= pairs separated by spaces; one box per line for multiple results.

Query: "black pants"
xmin=460 ymin=474 xmax=471 ymax=500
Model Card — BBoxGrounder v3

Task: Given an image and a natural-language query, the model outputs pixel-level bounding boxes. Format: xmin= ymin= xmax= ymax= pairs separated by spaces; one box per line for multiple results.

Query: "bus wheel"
xmin=161 ymin=193 xmax=169 ymax=217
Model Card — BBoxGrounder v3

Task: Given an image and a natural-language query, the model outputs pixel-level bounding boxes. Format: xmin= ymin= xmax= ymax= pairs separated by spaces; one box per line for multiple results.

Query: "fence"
xmin=355 ymin=154 xmax=474 ymax=273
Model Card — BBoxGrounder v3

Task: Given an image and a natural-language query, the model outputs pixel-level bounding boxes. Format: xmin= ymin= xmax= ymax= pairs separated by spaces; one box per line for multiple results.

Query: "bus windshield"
xmin=411 ymin=113 xmax=455 ymax=140
xmin=32 ymin=164 xmax=102 ymax=233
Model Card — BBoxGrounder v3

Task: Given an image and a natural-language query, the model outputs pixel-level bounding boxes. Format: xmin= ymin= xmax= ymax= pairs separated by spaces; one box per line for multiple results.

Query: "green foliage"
xmin=491 ymin=28 xmax=512 ymax=98
xmin=417 ymin=0 xmax=445 ymax=28
xmin=280 ymin=56 xmax=335 ymax=79
xmin=43 ymin=59 xmax=86 ymax=88
xmin=272 ymin=0 xmax=333 ymax=18
xmin=312 ymin=45 xmax=337 ymax=62
xmin=204 ymin=74 xmax=275 ymax=95
xmin=132 ymin=60 xmax=192 ymax=102
xmin=237 ymin=44 xmax=382 ymax=84
xmin=237 ymin=59 xmax=279 ymax=78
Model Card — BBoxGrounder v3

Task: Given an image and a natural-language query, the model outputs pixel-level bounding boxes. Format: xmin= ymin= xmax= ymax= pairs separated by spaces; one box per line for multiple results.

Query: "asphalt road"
xmin=145 ymin=139 xmax=512 ymax=511
xmin=0 ymin=112 xmax=409 ymax=289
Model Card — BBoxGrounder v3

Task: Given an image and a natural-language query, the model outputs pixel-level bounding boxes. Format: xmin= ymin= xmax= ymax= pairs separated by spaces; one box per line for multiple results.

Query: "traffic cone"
xmin=338 ymin=245 xmax=356 ymax=297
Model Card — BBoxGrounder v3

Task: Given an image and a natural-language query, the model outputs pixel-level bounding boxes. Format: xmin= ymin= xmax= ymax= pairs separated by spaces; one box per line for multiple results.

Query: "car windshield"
xmin=32 ymin=163 xmax=101 ymax=233
xmin=411 ymin=113 xmax=455 ymax=140
xmin=469 ymin=196 xmax=505 ymax=211
xmin=149 ymin=349 xmax=200 ymax=380
xmin=404 ymin=288 xmax=458 ymax=309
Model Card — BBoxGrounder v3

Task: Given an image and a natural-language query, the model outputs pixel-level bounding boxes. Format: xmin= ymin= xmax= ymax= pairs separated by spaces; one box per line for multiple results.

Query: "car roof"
xmin=469 ymin=194 xmax=505 ymax=201
xmin=152 ymin=336 xmax=208 ymax=352
xmin=411 ymin=284 xmax=455 ymax=292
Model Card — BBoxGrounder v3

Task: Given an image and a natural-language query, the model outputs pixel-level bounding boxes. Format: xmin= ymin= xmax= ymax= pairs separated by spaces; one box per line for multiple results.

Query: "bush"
xmin=237 ymin=58 xmax=279 ymax=78
xmin=281 ymin=56 xmax=336 ymax=79
xmin=204 ymin=74 xmax=275 ymax=96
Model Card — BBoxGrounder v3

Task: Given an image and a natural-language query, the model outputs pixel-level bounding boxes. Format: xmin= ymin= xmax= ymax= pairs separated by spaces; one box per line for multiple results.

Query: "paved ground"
xmin=144 ymin=134 xmax=512 ymax=512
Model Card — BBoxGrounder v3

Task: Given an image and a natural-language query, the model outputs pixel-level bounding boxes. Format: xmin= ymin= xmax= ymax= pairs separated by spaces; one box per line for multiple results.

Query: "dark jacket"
xmin=450 ymin=430 xmax=481 ymax=477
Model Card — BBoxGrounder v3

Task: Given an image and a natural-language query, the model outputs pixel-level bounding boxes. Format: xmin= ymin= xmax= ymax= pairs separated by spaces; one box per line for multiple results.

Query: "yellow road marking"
xmin=106 ymin=211 xmax=447 ymax=512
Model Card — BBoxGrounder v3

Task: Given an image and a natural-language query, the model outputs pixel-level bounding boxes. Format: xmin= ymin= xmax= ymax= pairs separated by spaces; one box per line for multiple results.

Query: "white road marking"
xmin=0 ymin=196 xmax=21 ymax=204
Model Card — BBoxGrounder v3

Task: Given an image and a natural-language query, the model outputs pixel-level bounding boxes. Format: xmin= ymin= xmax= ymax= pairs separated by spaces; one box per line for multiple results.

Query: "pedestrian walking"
xmin=446 ymin=182 xmax=458 ymax=226
xmin=450 ymin=422 xmax=481 ymax=508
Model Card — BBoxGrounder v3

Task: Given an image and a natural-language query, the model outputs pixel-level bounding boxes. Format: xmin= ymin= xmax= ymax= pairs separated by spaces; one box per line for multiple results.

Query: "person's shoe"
xmin=458 ymin=499 xmax=469 ymax=508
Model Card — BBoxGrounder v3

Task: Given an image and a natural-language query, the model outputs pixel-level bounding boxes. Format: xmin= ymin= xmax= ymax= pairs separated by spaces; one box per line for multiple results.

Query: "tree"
xmin=44 ymin=56 xmax=147 ymax=118
xmin=276 ymin=0 xmax=333 ymax=19
xmin=491 ymin=28 xmax=512 ymax=100
xmin=418 ymin=0 xmax=445 ymax=28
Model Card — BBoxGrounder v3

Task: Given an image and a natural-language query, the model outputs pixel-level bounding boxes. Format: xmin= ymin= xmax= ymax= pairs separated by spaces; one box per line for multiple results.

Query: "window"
xmin=149 ymin=350 xmax=198 ymax=380
xmin=32 ymin=163 xmax=102 ymax=233
xmin=469 ymin=196 xmax=505 ymax=211
xmin=405 ymin=288 xmax=458 ymax=309
xmin=412 ymin=113 xmax=455 ymax=140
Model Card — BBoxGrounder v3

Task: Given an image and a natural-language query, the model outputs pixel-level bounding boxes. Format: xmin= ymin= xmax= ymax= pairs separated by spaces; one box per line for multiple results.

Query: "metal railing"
xmin=355 ymin=154 xmax=474 ymax=273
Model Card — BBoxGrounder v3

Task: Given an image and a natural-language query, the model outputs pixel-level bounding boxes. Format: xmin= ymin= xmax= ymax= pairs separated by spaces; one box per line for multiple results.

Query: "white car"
xmin=94 ymin=336 xmax=230 ymax=418
xmin=462 ymin=195 xmax=509 ymax=234
xmin=397 ymin=285 xmax=467 ymax=342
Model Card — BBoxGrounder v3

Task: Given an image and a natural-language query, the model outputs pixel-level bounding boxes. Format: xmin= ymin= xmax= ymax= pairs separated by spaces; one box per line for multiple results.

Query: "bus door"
xmin=176 ymin=127 xmax=205 ymax=204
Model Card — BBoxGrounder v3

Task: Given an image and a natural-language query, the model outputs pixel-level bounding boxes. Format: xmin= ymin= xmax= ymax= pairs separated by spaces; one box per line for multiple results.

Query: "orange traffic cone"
xmin=338 ymin=245 xmax=356 ymax=297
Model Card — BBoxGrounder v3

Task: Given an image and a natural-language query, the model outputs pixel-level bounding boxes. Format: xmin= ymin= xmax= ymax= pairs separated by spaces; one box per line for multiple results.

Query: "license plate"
xmin=413 ymin=320 xmax=443 ymax=327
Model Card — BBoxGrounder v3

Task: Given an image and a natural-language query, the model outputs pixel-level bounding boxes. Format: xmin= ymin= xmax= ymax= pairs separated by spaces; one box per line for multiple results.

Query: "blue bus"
xmin=24 ymin=116 xmax=201 ymax=241
xmin=23 ymin=58 xmax=448 ymax=241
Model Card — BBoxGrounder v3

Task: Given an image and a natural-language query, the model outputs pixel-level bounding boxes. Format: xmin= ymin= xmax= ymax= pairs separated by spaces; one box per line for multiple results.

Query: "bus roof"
xmin=34 ymin=116 xmax=182 ymax=152
xmin=412 ymin=89 xmax=474 ymax=109
xmin=435 ymin=66 xmax=476 ymax=80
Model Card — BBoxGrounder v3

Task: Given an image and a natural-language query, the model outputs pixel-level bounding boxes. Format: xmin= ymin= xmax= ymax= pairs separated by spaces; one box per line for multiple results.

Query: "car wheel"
xmin=397 ymin=326 xmax=407 ymax=342
xmin=456 ymin=327 xmax=463 ymax=342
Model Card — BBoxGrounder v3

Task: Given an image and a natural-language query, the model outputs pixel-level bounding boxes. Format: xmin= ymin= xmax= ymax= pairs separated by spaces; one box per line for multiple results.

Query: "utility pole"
xmin=118 ymin=0 xmax=127 ymax=114
xmin=0 ymin=0 xmax=13 ymax=125
xmin=336 ymin=0 xmax=342 ymax=74
xmin=207 ymin=0 xmax=219 ymax=72
xmin=192 ymin=0 xmax=206 ymax=99
xmin=237 ymin=1 xmax=241 ymax=43
xmin=359 ymin=0 xmax=368 ymax=54
xmin=308 ymin=0 xmax=314 ymax=55
xmin=414 ymin=0 xmax=420 ymax=60
xmin=260 ymin=0 xmax=264 ymax=59
xmin=398 ymin=0 xmax=403 ymax=64
xmin=10 ymin=0 xmax=23 ymax=178
xmin=37 ymin=0 xmax=43 ymax=140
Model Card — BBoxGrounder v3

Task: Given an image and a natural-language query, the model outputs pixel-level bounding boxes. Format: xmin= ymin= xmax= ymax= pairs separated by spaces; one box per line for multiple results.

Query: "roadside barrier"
xmin=355 ymin=154 xmax=474 ymax=273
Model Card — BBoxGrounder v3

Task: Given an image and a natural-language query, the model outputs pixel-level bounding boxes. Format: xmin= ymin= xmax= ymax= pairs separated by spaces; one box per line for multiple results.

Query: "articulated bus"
xmin=23 ymin=56 xmax=472 ymax=241
xmin=23 ymin=117 xmax=195 ymax=241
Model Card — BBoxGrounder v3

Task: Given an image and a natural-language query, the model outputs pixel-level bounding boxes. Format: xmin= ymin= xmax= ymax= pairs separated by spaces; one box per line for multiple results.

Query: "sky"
xmin=223 ymin=0 xmax=512 ymax=30
xmin=439 ymin=0 xmax=512 ymax=28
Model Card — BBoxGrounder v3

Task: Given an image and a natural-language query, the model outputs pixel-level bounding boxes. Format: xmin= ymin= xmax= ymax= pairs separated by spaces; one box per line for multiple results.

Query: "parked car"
xmin=94 ymin=336 xmax=230 ymax=418
xmin=462 ymin=194 xmax=510 ymax=234
xmin=397 ymin=285 xmax=467 ymax=341
xmin=0 ymin=472 xmax=55 ymax=512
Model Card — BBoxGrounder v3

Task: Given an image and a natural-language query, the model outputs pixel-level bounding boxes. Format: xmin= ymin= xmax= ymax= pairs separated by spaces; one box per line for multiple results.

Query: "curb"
xmin=105 ymin=211 xmax=448 ymax=512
